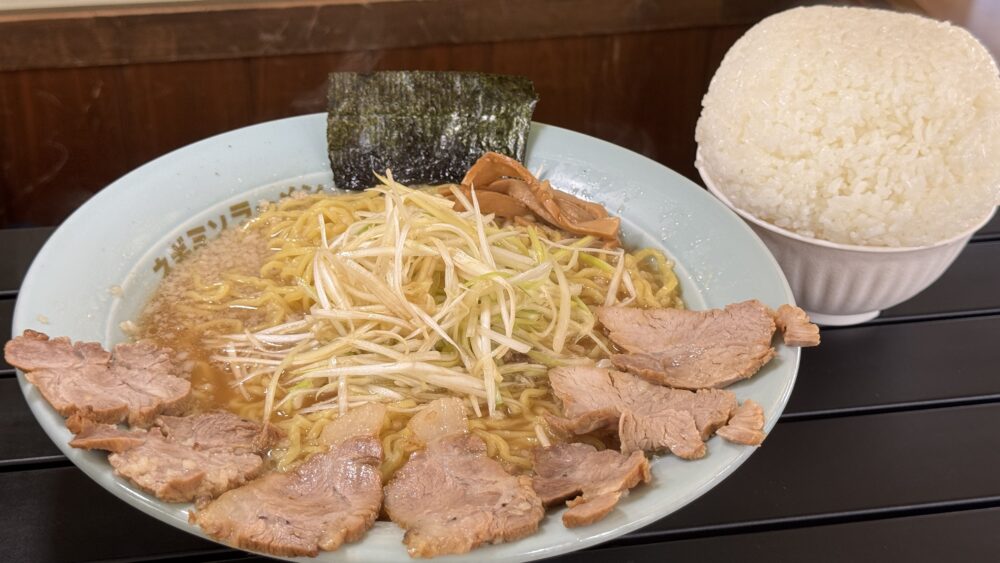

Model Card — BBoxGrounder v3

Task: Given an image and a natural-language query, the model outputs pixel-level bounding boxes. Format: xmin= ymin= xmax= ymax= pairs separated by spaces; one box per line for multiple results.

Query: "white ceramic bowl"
xmin=696 ymin=157 xmax=997 ymax=326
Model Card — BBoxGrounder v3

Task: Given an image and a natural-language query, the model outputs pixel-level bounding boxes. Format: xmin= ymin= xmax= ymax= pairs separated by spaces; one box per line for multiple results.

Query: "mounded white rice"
xmin=696 ymin=6 xmax=1000 ymax=247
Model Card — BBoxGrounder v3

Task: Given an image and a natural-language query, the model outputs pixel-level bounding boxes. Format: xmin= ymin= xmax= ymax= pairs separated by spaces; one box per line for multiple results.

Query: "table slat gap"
xmin=786 ymin=314 xmax=1000 ymax=415
xmin=612 ymin=496 xmax=1000 ymax=546
xmin=0 ymin=456 xmax=71 ymax=472
xmin=781 ymin=395 xmax=1000 ymax=423
xmin=592 ymin=497 xmax=1000 ymax=551
xmin=830 ymin=308 xmax=1000 ymax=330
xmin=971 ymin=233 xmax=1000 ymax=243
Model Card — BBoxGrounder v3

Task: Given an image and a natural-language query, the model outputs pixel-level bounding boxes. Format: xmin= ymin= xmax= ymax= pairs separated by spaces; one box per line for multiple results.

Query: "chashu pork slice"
xmin=66 ymin=414 xmax=146 ymax=452
xmin=597 ymin=301 xmax=819 ymax=389
xmin=5 ymin=330 xmax=191 ymax=426
xmin=405 ymin=396 xmax=469 ymax=445
xmin=320 ymin=402 xmax=388 ymax=446
xmin=597 ymin=301 xmax=777 ymax=389
xmin=546 ymin=366 xmax=744 ymax=456
xmin=70 ymin=411 xmax=278 ymax=504
xmin=385 ymin=434 xmax=544 ymax=558
xmin=716 ymin=399 xmax=767 ymax=446
xmin=384 ymin=398 xmax=545 ymax=558
xmin=774 ymin=304 xmax=822 ymax=347
xmin=191 ymin=434 xmax=384 ymax=557
xmin=618 ymin=409 xmax=705 ymax=460
xmin=610 ymin=342 xmax=775 ymax=391
xmin=547 ymin=366 xmax=737 ymax=440
xmin=609 ymin=370 xmax=737 ymax=440
xmin=531 ymin=442 xmax=650 ymax=527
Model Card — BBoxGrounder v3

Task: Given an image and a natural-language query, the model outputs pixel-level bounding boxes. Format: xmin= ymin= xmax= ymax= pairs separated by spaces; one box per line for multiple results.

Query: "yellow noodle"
xmin=137 ymin=185 xmax=682 ymax=477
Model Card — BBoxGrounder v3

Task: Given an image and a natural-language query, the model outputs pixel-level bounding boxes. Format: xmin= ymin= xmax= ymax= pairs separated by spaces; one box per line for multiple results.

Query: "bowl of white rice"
xmin=695 ymin=5 xmax=1000 ymax=326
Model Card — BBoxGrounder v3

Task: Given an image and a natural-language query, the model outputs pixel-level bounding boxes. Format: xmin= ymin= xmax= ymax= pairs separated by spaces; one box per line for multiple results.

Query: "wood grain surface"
xmin=0 ymin=26 xmax=754 ymax=226
xmin=0 ymin=0 xmax=803 ymax=71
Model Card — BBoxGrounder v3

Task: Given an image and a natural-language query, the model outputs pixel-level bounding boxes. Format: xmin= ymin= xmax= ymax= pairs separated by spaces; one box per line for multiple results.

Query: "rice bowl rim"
xmin=696 ymin=153 xmax=998 ymax=254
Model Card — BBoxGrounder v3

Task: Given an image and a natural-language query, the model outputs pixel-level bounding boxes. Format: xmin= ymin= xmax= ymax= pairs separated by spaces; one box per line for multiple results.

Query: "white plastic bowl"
xmin=696 ymin=157 xmax=997 ymax=326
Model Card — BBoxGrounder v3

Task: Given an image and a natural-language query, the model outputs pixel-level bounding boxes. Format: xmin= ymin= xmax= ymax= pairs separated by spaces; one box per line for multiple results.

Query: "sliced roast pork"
xmin=597 ymin=301 xmax=819 ymax=389
xmin=191 ymin=434 xmax=384 ymax=557
xmin=597 ymin=301 xmax=776 ymax=389
xmin=67 ymin=414 xmax=146 ymax=452
xmin=5 ymin=330 xmax=191 ymax=425
xmin=543 ymin=365 xmax=621 ymax=436
xmin=157 ymin=410 xmax=279 ymax=451
xmin=547 ymin=366 xmax=737 ymax=440
xmin=774 ymin=304 xmax=822 ymax=347
xmin=716 ymin=399 xmax=767 ymax=446
xmin=385 ymin=434 xmax=544 ymax=557
xmin=405 ymin=397 xmax=469 ymax=445
xmin=618 ymin=409 xmax=705 ymax=460
xmin=383 ymin=398 xmax=544 ymax=557
xmin=69 ymin=411 xmax=276 ymax=503
xmin=531 ymin=443 xmax=650 ymax=527
xmin=609 ymin=370 xmax=737 ymax=440
xmin=610 ymin=343 xmax=775 ymax=391
xmin=547 ymin=366 xmax=744 ymax=456
xmin=320 ymin=402 xmax=388 ymax=446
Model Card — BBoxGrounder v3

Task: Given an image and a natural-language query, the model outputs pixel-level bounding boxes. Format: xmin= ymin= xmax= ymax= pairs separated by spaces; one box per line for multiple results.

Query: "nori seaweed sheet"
xmin=327 ymin=71 xmax=538 ymax=190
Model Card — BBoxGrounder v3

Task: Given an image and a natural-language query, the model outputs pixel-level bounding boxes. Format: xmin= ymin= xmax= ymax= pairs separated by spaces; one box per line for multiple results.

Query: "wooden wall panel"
xmin=250 ymin=54 xmax=338 ymax=122
xmin=117 ymin=60 xmax=254 ymax=166
xmin=489 ymin=37 xmax=618 ymax=140
xmin=0 ymin=26 xmax=751 ymax=227
xmin=0 ymin=66 xmax=127 ymax=226
xmin=0 ymin=0 xmax=805 ymax=71
xmin=250 ymin=44 xmax=496 ymax=123
xmin=8 ymin=1 xmax=967 ymax=229
xmin=705 ymin=25 xmax=750 ymax=82
xmin=250 ymin=31 xmax=720 ymax=176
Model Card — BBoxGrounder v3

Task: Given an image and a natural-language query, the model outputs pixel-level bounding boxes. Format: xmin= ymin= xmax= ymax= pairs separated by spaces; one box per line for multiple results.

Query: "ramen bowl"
xmin=14 ymin=114 xmax=801 ymax=562
xmin=697 ymin=159 xmax=996 ymax=326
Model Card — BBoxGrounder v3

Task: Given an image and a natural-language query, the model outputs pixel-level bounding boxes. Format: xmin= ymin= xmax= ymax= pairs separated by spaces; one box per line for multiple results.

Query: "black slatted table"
xmin=2 ymin=216 xmax=1000 ymax=562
